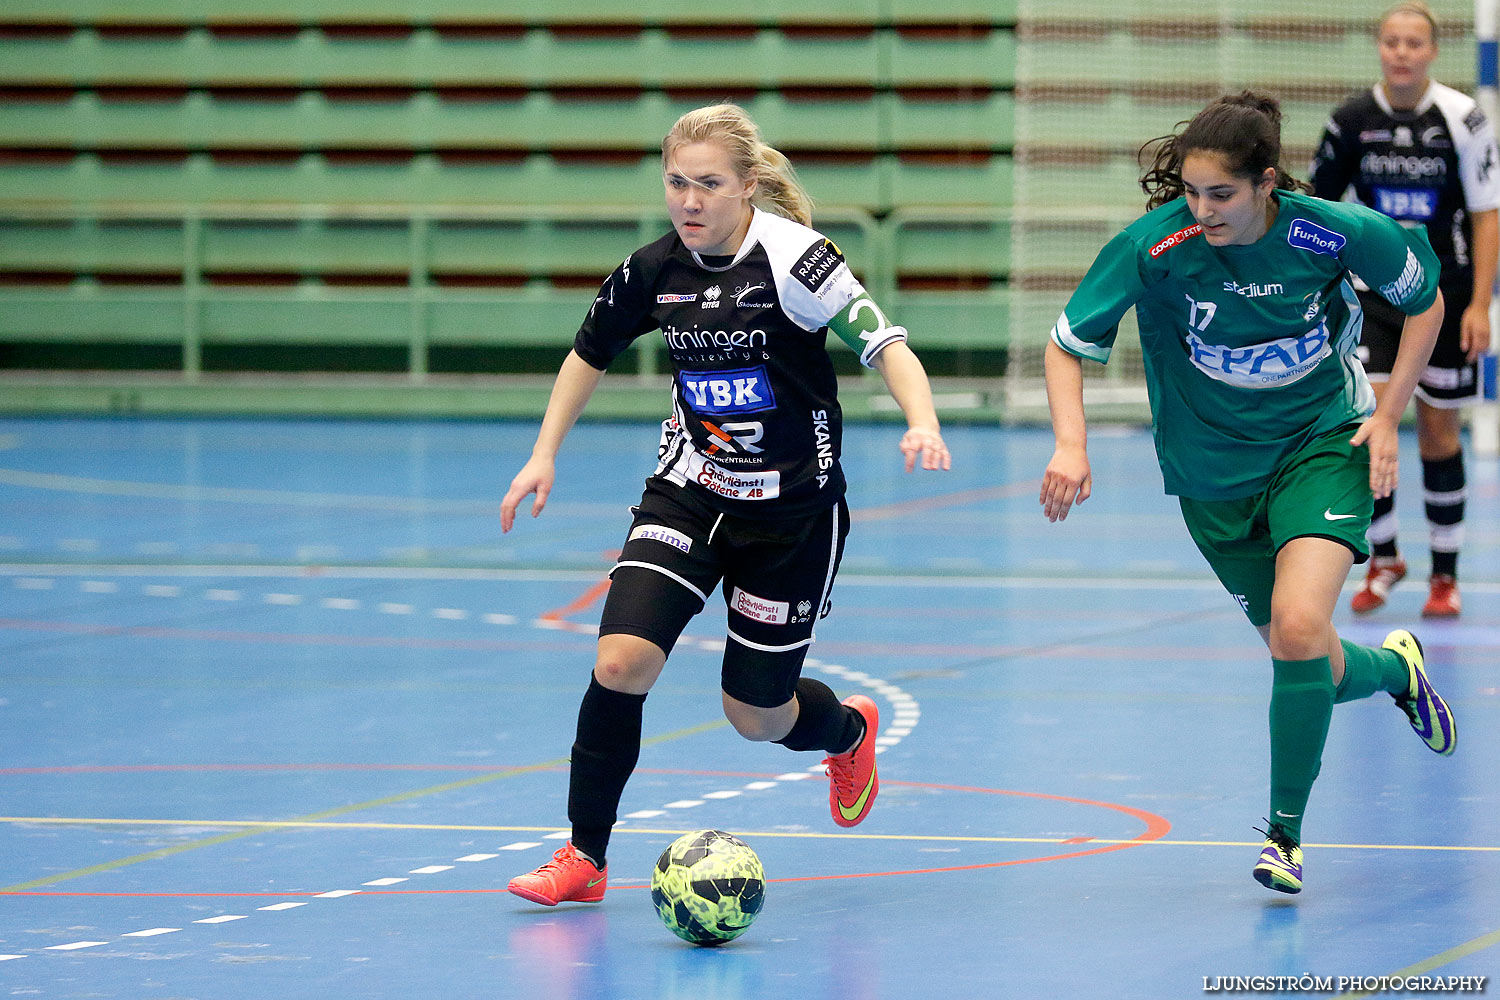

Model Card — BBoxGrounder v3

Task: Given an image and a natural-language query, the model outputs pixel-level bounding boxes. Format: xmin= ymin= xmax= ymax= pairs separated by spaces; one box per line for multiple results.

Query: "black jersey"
xmin=1310 ymin=81 xmax=1500 ymax=272
xmin=574 ymin=208 xmax=901 ymax=518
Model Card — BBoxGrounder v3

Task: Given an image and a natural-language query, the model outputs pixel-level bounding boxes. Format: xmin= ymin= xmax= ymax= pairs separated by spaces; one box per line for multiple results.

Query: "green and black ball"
xmin=650 ymin=829 xmax=765 ymax=946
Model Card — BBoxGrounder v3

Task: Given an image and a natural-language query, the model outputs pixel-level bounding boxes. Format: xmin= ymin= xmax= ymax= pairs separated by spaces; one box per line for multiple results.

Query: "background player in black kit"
xmin=1310 ymin=0 xmax=1500 ymax=618
xmin=500 ymin=103 xmax=951 ymax=906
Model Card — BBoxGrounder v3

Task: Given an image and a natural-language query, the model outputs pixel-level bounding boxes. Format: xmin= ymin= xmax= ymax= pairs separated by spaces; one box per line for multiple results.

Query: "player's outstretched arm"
xmin=1041 ymin=340 xmax=1091 ymax=522
xmin=869 ymin=340 xmax=951 ymax=472
xmin=500 ymin=350 xmax=607 ymax=533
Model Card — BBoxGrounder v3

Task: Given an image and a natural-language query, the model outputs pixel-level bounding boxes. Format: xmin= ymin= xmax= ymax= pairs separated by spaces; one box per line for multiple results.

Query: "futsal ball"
xmin=650 ymin=829 xmax=765 ymax=946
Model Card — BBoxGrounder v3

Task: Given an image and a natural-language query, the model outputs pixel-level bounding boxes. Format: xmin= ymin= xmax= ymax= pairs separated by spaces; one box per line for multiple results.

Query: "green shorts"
xmin=1178 ymin=422 xmax=1372 ymax=628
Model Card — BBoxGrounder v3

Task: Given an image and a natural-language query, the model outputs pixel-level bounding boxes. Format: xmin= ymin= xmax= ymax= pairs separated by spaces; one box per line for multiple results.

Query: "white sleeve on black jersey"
xmin=751 ymin=211 xmax=866 ymax=332
xmin=1431 ymin=82 xmax=1500 ymax=213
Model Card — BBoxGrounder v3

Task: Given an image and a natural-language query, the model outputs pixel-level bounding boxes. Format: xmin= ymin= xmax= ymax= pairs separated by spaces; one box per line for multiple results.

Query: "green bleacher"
xmin=1 ymin=4 xmax=1023 ymax=416
xmin=0 ymin=1 xmax=1483 ymax=420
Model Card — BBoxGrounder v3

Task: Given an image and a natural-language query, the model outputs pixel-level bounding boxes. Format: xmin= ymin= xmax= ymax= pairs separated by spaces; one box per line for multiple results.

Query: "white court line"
xmin=363 ymin=878 xmax=407 ymax=886
xmin=315 ymin=890 xmax=361 ymax=898
xmin=408 ymin=865 xmax=452 ymax=874
xmin=0 ymin=955 xmax=25 ymax=961
xmin=193 ymin=915 xmax=246 ymax=924
xmin=121 ymin=928 xmax=180 ymax=937
xmin=45 ymin=941 xmax=106 ymax=950
xmin=498 ymin=843 xmax=540 ymax=851
xmin=258 ymin=902 xmax=306 ymax=911
xmin=456 ymin=853 xmax=500 ymax=861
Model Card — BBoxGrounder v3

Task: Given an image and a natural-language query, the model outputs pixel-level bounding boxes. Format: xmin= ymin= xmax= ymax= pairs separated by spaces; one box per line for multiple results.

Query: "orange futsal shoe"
xmin=508 ymin=843 xmax=607 ymax=906
xmin=1350 ymin=555 xmax=1406 ymax=614
xmin=824 ymin=695 xmax=879 ymax=828
xmin=1421 ymin=574 xmax=1461 ymax=618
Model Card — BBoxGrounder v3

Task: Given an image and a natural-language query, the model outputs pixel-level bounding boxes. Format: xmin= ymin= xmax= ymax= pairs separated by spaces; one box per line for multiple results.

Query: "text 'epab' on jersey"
xmin=571 ymin=208 xmax=909 ymax=518
xmin=1310 ymin=81 xmax=1500 ymax=271
xmin=1051 ymin=190 xmax=1441 ymax=502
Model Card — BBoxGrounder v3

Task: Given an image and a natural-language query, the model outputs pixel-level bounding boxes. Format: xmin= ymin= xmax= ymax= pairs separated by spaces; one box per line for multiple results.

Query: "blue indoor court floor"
xmin=0 ymin=416 xmax=1497 ymax=999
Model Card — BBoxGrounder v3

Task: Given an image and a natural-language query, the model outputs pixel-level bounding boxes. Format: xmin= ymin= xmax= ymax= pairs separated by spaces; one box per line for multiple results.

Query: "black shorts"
xmin=1357 ymin=272 xmax=1477 ymax=407
xmin=598 ymin=478 xmax=850 ymax=708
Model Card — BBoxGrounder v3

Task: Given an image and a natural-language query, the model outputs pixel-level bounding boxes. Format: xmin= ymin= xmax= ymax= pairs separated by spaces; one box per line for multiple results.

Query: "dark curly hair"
xmin=1139 ymin=91 xmax=1312 ymax=210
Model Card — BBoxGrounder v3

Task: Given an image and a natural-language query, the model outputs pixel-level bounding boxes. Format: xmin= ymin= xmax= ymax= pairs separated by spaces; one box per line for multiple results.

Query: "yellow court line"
xmin=1339 ymin=927 xmax=1500 ymax=999
xmin=2 ymin=816 xmax=1497 ymax=854
xmin=0 ymin=718 xmax=728 ymax=893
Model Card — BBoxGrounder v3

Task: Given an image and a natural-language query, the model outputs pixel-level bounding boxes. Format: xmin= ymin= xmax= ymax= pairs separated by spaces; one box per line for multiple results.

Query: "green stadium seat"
xmin=890 ymin=216 xmax=1011 ymax=279
xmin=0 ymin=288 xmax=188 ymax=343
xmin=888 ymin=29 xmax=1018 ymax=88
xmin=0 ymin=153 xmax=671 ymax=207
xmin=886 ymin=0 xmax=1018 ymax=23
xmin=0 ymin=218 xmax=186 ymax=275
xmin=889 ymin=93 xmax=1014 ymax=150
xmin=897 ymin=287 xmax=1012 ymax=350
xmin=887 ymin=155 xmax=1013 ymax=209
xmin=0 ymin=2 xmax=1026 ymax=388
xmin=0 ymin=27 xmax=892 ymax=91
xmin=0 ymin=0 xmax=889 ymax=27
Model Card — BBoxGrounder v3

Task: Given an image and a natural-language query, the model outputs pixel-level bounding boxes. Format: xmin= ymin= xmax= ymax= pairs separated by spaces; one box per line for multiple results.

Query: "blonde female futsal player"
xmin=501 ymin=104 xmax=950 ymax=905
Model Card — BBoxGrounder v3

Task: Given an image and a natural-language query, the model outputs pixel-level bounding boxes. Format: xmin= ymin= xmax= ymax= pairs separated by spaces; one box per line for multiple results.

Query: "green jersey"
xmin=1052 ymin=189 xmax=1441 ymax=500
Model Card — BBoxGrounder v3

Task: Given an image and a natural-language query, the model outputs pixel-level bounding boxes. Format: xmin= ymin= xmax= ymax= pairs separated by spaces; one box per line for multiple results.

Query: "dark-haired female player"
xmin=1040 ymin=92 xmax=1456 ymax=894
xmin=1311 ymin=0 xmax=1500 ymax=618
xmin=501 ymin=103 xmax=950 ymax=906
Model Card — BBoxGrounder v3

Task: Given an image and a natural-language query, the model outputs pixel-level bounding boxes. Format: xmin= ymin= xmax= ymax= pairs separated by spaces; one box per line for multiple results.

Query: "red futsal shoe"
xmin=508 ymin=843 xmax=607 ymax=906
xmin=824 ymin=695 xmax=879 ymax=828
xmin=1421 ymin=574 xmax=1461 ymax=618
xmin=1351 ymin=555 xmax=1406 ymax=614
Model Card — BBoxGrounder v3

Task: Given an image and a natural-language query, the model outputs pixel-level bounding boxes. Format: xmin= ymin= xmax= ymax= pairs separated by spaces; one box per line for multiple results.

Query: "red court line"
xmin=851 ymin=480 xmax=1038 ymax=523
xmin=539 ymin=576 xmax=611 ymax=623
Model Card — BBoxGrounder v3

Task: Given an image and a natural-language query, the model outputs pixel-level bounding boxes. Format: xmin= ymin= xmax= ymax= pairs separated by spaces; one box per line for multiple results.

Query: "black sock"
xmin=1369 ymin=491 xmax=1398 ymax=559
xmin=1423 ymin=451 xmax=1464 ymax=578
xmin=567 ymin=674 xmax=647 ymax=866
xmin=774 ymin=677 xmax=864 ymax=754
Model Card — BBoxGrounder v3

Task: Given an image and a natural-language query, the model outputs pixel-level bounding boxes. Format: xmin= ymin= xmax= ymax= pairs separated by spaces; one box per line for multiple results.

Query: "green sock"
xmin=1268 ymin=656 xmax=1335 ymax=843
xmin=1333 ymin=639 xmax=1411 ymax=704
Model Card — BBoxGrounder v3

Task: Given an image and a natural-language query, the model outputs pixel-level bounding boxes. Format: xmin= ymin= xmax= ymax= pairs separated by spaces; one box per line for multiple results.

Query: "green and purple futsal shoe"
xmin=1252 ymin=822 xmax=1303 ymax=894
xmin=1383 ymin=630 xmax=1457 ymax=756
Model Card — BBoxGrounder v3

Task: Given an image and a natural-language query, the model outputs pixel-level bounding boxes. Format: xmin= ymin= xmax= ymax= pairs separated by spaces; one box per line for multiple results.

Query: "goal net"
xmin=1006 ymin=0 xmax=1480 ymax=417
